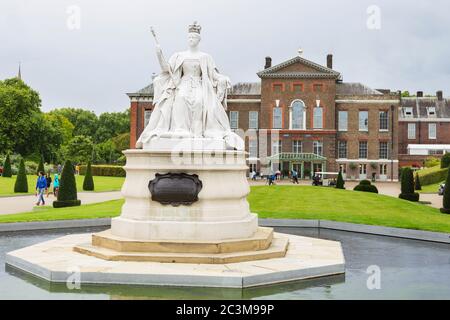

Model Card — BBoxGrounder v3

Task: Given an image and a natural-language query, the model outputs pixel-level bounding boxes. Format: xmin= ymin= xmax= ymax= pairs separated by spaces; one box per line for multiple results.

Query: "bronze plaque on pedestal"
xmin=148 ymin=173 xmax=203 ymax=206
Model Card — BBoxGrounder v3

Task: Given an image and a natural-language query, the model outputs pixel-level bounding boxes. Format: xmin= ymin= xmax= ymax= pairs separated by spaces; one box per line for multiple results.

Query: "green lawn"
xmin=1 ymin=186 xmax=449 ymax=233
xmin=0 ymin=175 xmax=124 ymax=196
xmin=419 ymin=181 xmax=444 ymax=194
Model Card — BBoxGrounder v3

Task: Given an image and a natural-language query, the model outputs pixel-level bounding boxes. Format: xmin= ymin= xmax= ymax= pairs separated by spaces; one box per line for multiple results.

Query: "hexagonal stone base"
xmin=5 ymin=233 xmax=345 ymax=288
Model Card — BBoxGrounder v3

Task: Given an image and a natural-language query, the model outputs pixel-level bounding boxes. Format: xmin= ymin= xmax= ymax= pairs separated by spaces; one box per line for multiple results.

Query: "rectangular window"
xmin=407 ymin=123 xmax=416 ymax=139
xmin=403 ymin=107 xmax=413 ymax=118
xmin=379 ymin=111 xmax=389 ymax=131
xmin=313 ymin=84 xmax=323 ymax=92
xmin=273 ymin=107 xmax=282 ymax=129
xmin=359 ymin=111 xmax=369 ymax=131
xmin=313 ymin=107 xmax=323 ymax=129
xmin=429 ymin=123 xmax=437 ymax=139
xmin=230 ymin=111 xmax=239 ymax=129
xmin=249 ymin=139 xmax=258 ymax=158
xmin=359 ymin=164 xmax=367 ymax=174
xmin=272 ymin=140 xmax=282 ymax=155
xmin=144 ymin=110 xmax=152 ymax=127
xmin=292 ymin=83 xmax=303 ymax=92
xmin=379 ymin=142 xmax=389 ymax=159
xmin=359 ymin=141 xmax=368 ymax=159
xmin=249 ymin=111 xmax=258 ymax=129
xmin=338 ymin=141 xmax=347 ymax=159
xmin=273 ymin=84 xmax=283 ymax=93
xmin=427 ymin=107 xmax=436 ymax=117
xmin=380 ymin=164 xmax=388 ymax=175
xmin=338 ymin=111 xmax=348 ymax=131
xmin=292 ymin=140 xmax=302 ymax=153
xmin=313 ymin=141 xmax=323 ymax=156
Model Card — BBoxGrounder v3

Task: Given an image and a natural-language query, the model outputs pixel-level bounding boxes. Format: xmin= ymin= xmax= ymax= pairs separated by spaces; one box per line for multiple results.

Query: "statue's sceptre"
xmin=150 ymin=26 xmax=175 ymax=84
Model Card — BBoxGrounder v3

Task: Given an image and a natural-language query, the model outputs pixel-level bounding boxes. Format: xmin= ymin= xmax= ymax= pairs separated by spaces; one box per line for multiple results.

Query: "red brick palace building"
xmin=128 ymin=53 xmax=447 ymax=181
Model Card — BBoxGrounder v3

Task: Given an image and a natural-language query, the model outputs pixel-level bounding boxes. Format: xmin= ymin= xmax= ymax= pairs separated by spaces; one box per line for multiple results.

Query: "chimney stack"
xmin=264 ymin=56 xmax=272 ymax=69
xmin=327 ymin=54 xmax=333 ymax=69
xmin=437 ymin=90 xmax=443 ymax=101
xmin=417 ymin=91 xmax=423 ymax=98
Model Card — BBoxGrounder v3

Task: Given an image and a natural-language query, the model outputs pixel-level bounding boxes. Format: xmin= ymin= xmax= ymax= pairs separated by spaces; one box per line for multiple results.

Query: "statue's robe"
xmin=136 ymin=51 xmax=244 ymax=150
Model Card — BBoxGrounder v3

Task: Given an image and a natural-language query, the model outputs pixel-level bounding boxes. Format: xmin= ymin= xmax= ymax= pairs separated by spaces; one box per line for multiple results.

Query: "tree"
xmin=441 ymin=153 xmax=450 ymax=169
xmin=83 ymin=161 xmax=94 ymax=191
xmin=53 ymin=160 xmax=81 ymax=208
xmin=415 ymin=173 xmax=422 ymax=191
xmin=401 ymin=91 xmax=411 ymax=97
xmin=399 ymin=167 xmax=419 ymax=202
xmin=2 ymin=153 xmax=12 ymax=177
xmin=14 ymin=159 xmax=28 ymax=193
xmin=441 ymin=168 xmax=450 ymax=214
xmin=336 ymin=171 xmax=345 ymax=189
xmin=50 ymin=108 xmax=99 ymax=138
xmin=37 ymin=156 xmax=45 ymax=175
xmin=94 ymin=110 xmax=130 ymax=143
xmin=0 ymin=78 xmax=42 ymax=156
xmin=64 ymin=135 xmax=94 ymax=164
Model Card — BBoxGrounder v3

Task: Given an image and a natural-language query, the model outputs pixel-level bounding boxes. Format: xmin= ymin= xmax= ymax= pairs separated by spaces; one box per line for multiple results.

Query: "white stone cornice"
xmin=336 ymin=159 xmax=399 ymax=163
xmin=399 ymin=118 xmax=450 ymax=122
xmin=335 ymin=100 xmax=399 ymax=104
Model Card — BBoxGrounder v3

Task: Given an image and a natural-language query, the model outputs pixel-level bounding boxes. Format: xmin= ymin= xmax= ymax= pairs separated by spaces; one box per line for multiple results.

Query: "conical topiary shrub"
xmin=399 ymin=167 xmax=419 ymax=202
xmin=53 ymin=160 xmax=81 ymax=208
xmin=82 ymin=161 xmax=94 ymax=191
xmin=440 ymin=168 xmax=450 ymax=214
xmin=14 ymin=159 xmax=28 ymax=193
xmin=336 ymin=171 xmax=345 ymax=189
xmin=37 ymin=156 xmax=45 ymax=175
xmin=415 ymin=173 xmax=422 ymax=191
xmin=2 ymin=153 xmax=12 ymax=177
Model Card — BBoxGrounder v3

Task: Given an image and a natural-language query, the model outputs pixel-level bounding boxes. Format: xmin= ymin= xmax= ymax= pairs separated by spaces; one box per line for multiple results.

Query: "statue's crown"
xmin=188 ymin=21 xmax=201 ymax=34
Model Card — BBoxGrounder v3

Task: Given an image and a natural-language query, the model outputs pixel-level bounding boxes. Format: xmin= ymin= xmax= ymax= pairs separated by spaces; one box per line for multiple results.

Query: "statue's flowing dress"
xmin=136 ymin=51 xmax=244 ymax=150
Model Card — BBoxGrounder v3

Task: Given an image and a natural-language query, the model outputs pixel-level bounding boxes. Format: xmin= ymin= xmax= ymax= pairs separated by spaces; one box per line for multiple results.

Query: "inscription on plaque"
xmin=148 ymin=173 xmax=203 ymax=206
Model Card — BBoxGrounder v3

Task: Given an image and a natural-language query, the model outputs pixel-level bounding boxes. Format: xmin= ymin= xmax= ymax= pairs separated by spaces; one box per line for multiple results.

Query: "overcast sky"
xmin=1 ymin=0 xmax=449 ymax=113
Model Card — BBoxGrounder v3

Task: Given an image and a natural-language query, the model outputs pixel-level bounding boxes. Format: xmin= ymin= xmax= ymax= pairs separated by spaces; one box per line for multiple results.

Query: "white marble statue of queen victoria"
xmin=136 ymin=22 xmax=244 ymax=150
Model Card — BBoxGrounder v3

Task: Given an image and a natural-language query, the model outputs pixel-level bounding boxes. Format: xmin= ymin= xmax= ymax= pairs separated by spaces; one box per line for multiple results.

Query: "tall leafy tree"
xmin=0 ymin=78 xmax=42 ymax=156
xmin=63 ymin=135 xmax=94 ymax=164
xmin=94 ymin=110 xmax=130 ymax=143
xmin=50 ymin=108 xmax=98 ymax=138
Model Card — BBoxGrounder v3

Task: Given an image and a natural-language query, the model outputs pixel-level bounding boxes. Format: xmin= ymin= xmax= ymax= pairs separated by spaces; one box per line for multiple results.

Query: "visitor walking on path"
xmin=35 ymin=171 xmax=47 ymax=206
xmin=292 ymin=169 xmax=299 ymax=184
xmin=46 ymin=172 xmax=53 ymax=197
xmin=53 ymin=173 xmax=60 ymax=198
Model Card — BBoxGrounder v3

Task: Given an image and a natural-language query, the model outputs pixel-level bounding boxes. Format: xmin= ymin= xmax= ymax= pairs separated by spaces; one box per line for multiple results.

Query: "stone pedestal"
xmin=111 ymin=147 xmax=258 ymax=241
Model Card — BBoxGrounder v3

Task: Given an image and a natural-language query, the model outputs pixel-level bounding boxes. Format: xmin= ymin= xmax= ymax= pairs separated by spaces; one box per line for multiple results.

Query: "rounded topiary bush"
xmin=82 ymin=161 xmax=95 ymax=191
xmin=14 ymin=159 xmax=28 ymax=193
xmin=353 ymin=180 xmax=379 ymax=193
xmin=336 ymin=171 xmax=345 ymax=189
xmin=2 ymin=154 xmax=12 ymax=177
xmin=440 ymin=167 xmax=450 ymax=214
xmin=441 ymin=153 xmax=450 ymax=169
xmin=53 ymin=160 xmax=81 ymax=208
xmin=399 ymin=167 xmax=419 ymax=202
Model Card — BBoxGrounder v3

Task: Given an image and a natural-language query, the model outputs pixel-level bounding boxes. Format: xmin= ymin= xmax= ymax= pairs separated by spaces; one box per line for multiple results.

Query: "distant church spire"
xmin=17 ymin=62 xmax=22 ymax=80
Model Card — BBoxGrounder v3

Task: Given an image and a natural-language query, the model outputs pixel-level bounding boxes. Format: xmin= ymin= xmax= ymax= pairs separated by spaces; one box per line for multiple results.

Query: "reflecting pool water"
xmin=1 ymin=227 xmax=449 ymax=299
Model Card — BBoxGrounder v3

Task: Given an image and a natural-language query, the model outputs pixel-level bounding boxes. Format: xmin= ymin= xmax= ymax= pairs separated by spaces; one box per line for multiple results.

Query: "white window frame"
xmin=379 ymin=142 xmax=389 ymax=159
xmin=428 ymin=123 xmax=437 ymax=139
xmin=407 ymin=123 xmax=416 ymax=139
xmin=338 ymin=111 xmax=348 ymax=132
xmin=291 ymin=100 xmax=306 ymax=130
xmin=144 ymin=110 xmax=152 ymax=127
xmin=403 ymin=107 xmax=413 ymax=118
xmin=359 ymin=141 xmax=368 ymax=159
xmin=230 ymin=111 xmax=239 ymax=129
xmin=427 ymin=107 xmax=436 ymax=117
xmin=249 ymin=111 xmax=258 ymax=129
xmin=249 ymin=139 xmax=258 ymax=158
xmin=379 ymin=111 xmax=389 ymax=131
xmin=292 ymin=140 xmax=302 ymax=154
xmin=313 ymin=107 xmax=323 ymax=129
xmin=313 ymin=141 xmax=323 ymax=156
xmin=272 ymin=140 xmax=282 ymax=156
xmin=359 ymin=111 xmax=369 ymax=132
xmin=379 ymin=164 xmax=388 ymax=175
xmin=338 ymin=141 xmax=347 ymax=159
xmin=273 ymin=107 xmax=282 ymax=129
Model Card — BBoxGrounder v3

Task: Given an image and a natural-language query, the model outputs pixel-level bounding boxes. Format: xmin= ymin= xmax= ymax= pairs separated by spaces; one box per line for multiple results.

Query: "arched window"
xmin=291 ymin=100 xmax=306 ymax=130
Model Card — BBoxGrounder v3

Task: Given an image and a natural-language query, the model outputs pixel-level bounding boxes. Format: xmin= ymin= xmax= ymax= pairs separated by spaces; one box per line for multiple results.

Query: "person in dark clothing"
xmin=46 ymin=173 xmax=53 ymax=197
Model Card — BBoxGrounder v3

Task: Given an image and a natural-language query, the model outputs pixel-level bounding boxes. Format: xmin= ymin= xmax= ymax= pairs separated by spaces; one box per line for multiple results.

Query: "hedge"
xmin=53 ymin=160 xmax=81 ymax=208
xmin=399 ymin=167 xmax=419 ymax=202
xmin=417 ymin=167 xmax=448 ymax=186
xmin=353 ymin=180 xmax=378 ymax=194
xmin=441 ymin=153 xmax=450 ymax=169
xmin=83 ymin=161 xmax=95 ymax=191
xmin=2 ymin=154 xmax=12 ymax=177
xmin=14 ymin=159 xmax=28 ymax=193
xmin=441 ymin=168 xmax=450 ymax=214
xmin=79 ymin=165 xmax=125 ymax=177
xmin=336 ymin=171 xmax=345 ymax=189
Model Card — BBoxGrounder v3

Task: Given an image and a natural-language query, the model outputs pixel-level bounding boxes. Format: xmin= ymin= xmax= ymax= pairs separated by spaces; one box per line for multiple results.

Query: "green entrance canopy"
xmin=268 ymin=153 xmax=327 ymax=162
